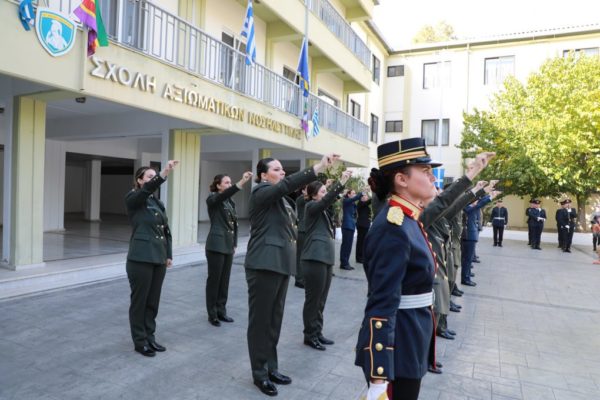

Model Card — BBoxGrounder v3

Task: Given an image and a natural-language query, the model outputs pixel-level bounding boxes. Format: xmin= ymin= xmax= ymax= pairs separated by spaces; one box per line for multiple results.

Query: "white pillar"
xmin=83 ymin=159 xmax=102 ymax=221
xmin=44 ymin=140 xmax=66 ymax=231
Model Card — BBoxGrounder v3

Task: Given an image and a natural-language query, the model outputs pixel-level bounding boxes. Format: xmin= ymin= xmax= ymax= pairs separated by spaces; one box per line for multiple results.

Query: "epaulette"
xmin=387 ymin=206 xmax=404 ymax=226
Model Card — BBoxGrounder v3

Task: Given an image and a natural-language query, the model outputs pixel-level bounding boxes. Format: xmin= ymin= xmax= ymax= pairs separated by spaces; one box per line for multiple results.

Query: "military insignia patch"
xmin=387 ymin=206 xmax=404 ymax=226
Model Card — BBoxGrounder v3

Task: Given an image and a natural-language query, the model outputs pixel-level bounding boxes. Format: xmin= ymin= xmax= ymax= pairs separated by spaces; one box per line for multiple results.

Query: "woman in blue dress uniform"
xmin=354 ymin=138 xmax=493 ymax=400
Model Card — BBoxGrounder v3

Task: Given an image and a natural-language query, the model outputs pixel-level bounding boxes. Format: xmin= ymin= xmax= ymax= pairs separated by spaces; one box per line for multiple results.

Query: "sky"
xmin=373 ymin=0 xmax=600 ymax=50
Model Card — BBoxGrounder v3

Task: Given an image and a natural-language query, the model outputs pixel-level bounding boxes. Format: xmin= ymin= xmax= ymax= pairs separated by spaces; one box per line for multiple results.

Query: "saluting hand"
xmin=325 ymin=178 xmax=335 ymax=188
xmin=314 ymin=153 xmax=341 ymax=174
xmin=340 ymin=170 xmax=353 ymax=185
xmin=160 ymin=160 xmax=180 ymax=178
xmin=474 ymin=180 xmax=488 ymax=192
xmin=466 ymin=152 xmax=496 ymax=180
xmin=238 ymin=171 xmax=253 ymax=186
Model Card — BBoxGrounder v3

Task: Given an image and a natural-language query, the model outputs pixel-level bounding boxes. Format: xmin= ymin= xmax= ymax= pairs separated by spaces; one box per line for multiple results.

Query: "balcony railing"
xmin=305 ymin=0 xmax=371 ymax=69
xmin=33 ymin=0 xmax=369 ymax=146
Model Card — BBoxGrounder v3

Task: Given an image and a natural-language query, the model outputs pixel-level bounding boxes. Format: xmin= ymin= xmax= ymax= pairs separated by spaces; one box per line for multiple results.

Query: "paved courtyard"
xmin=1 ymin=232 xmax=599 ymax=400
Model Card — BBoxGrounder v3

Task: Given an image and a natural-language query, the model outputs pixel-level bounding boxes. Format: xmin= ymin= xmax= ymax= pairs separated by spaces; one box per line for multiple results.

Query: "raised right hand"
xmin=340 ymin=170 xmax=353 ymax=185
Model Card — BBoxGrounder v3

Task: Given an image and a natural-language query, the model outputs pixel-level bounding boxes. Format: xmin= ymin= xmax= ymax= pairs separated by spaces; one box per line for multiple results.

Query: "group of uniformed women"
xmin=124 ymin=139 xmax=497 ymax=399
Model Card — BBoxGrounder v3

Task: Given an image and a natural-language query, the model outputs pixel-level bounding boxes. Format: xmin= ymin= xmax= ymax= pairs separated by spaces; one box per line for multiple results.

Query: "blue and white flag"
xmin=311 ymin=107 xmax=320 ymax=138
xmin=240 ymin=0 xmax=256 ymax=65
xmin=19 ymin=0 xmax=35 ymax=31
xmin=433 ymin=167 xmax=445 ymax=189
xmin=297 ymin=37 xmax=310 ymax=134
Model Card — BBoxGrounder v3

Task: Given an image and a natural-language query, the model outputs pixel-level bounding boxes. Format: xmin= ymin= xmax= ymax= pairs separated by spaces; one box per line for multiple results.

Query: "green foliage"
xmin=413 ymin=21 xmax=457 ymax=44
xmin=460 ymin=53 xmax=600 ymax=228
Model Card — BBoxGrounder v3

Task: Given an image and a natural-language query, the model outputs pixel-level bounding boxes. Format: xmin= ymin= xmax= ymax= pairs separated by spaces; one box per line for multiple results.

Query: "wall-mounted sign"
xmin=35 ymin=7 xmax=77 ymax=57
xmin=89 ymin=56 xmax=303 ymax=140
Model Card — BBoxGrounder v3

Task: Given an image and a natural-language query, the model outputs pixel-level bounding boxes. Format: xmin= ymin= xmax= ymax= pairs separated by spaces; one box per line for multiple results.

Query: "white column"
xmin=44 ymin=140 xmax=66 ymax=231
xmin=83 ymin=159 xmax=102 ymax=221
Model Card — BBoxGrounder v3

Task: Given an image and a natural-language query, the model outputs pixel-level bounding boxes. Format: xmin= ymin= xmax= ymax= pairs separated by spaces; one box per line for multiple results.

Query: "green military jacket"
xmin=125 ymin=175 xmax=172 ymax=264
xmin=244 ymin=167 xmax=317 ymax=275
xmin=296 ymin=195 xmax=308 ymax=233
xmin=301 ymin=181 xmax=345 ymax=265
xmin=205 ymin=185 xmax=240 ymax=255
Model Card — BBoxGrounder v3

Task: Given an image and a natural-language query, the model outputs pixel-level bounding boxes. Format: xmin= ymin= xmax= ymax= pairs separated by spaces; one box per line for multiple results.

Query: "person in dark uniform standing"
xmin=301 ymin=170 xmax=352 ymax=351
xmin=205 ymin=171 xmax=253 ymax=327
xmin=340 ymin=189 xmax=363 ymax=270
xmin=354 ymin=137 xmax=495 ymax=400
xmin=461 ymin=194 xmax=492 ymax=287
xmin=244 ymin=153 xmax=337 ymax=397
xmin=555 ymin=206 xmax=563 ymax=249
xmin=527 ymin=199 xmax=546 ymax=250
xmin=355 ymin=193 xmax=372 ymax=264
xmin=125 ymin=160 xmax=179 ymax=357
xmin=526 ymin=201 xmax=534 ymax=246
xmin=490 ymin=200 xmax=508 ymax=247
xmin=294 ymin=186 xmax=308 ymax=288
xmin=556 ymin=198 xmax=577 ymax=253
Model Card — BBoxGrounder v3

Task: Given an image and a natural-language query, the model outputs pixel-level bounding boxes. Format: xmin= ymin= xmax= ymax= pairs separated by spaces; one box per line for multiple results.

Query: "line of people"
xmin=124 ymin=142 xmax=509 ymax=399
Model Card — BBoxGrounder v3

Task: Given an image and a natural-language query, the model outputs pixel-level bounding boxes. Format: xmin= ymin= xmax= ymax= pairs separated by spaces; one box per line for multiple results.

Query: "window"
xmin=423 ymin=61 xmax=451 ymax=89
xmin=387 ymin=65 xmax=404 ymax=77
xmin=385 ymin=120 xmax=403 ymax=133
xmin=283 ymin=66 xmax=300 ymax=84
xmin=421 ymin=119 xmax=449 ymax=146
xmin=317 ymin=89 xmax=339 ymax=108
xmin=221 ymin=32 xmax=246 ymax=84
xmin=372 ymin=55 xmax=381 ymax=84
xmin=350 ymin=99 xmax=361 ymax=119
xmin=370 ymin=114 xmax=379 ymax=143
xmin=484 ymin=56 xmax=514 ymax=85
xmin=563 ymin=47 xmax=599 ymax=58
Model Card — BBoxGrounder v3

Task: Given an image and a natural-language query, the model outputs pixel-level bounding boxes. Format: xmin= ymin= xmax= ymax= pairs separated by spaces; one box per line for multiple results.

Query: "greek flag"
xmin=311 ymin=108 xmax=320 ymax=138
xmin=240 ymin=0 xmax=256 ymax=65
xmin=19 ymin=0 xmax=34 ymax=31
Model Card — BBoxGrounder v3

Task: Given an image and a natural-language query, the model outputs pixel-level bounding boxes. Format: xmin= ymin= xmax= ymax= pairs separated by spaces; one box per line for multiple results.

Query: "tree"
xmin=413 ymin=21 xmax=457 ymax=44
xmin=459 ymin=54 xmax=600 ymax=230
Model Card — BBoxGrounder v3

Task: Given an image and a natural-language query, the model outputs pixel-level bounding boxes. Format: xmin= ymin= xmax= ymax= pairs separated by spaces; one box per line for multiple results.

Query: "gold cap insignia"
xmin=387 ymin=206 xmax=404 ymax=226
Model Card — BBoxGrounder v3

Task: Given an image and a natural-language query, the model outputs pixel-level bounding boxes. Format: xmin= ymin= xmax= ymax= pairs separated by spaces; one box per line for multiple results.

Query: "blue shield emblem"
xmin=35 ymin=8 xmax=77 ymax=57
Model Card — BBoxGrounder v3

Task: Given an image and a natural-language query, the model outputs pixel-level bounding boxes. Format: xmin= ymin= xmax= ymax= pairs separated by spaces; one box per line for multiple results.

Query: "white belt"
xmin=493 ymin=217 xmax=505 ymax=220
xmin=398 ymin=291 xmax=434 ymax=309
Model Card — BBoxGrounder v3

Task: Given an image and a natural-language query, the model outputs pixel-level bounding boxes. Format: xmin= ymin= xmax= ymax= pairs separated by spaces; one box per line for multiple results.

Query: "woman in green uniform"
xmin=125 ymin=160 xmax=178 ymax=357
xmin=205 ymin=171 xmax=252 ymax=326
xmin=245 ymin=153 xmax=337 ymax=396
xmin=301 ymin=170 xmax=352 ymax=351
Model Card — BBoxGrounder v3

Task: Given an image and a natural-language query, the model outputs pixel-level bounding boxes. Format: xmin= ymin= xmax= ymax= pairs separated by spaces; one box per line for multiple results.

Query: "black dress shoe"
xmin=449 ymin=301 xmax=461 ymax=309
xmin=428 ymin=365 xmax=442 ymax=374
xmin=535 ymin=246 xmax=542 ymax=250
xmin=566 ymin=249 xmax=571 ymax=253
xmin=147 ymin=340 xmax=166 ymax=352
xmin=473 ymin=258 xmax=481 ymax=263
xmin=218 ymin=315 xmax=234 ymax=323
xmin=254 ymin=380 xmax=278 ymax=396
xmin=436 ymin=361 xmax=443 ymax=368
xmin=268 ymin=371 xmax=292 ymax=385
xmin=304 ymin=338 xmax=326 ymax=351
xmin=134 ymin=345 xmax=156 ymax=357
xmin=450 ymin=304 xmax=461 ymax=313
xmin=493 ymin=243 xmax=497 ymax=247
xmin=446 ymin=329 xmax=456 ymax=336
xmin=437 ymin=331 xmax=455 ymax=340
xmin=339 ymin=265 xmax=354 ymax=270
xmin=317 ymin=335 xmax=335 ymax=345
xmin=208 ymin=318 xmax=221 ymax=327
xmin=294 ymin=281 xmax=305 ymax=289
xmin=499 ymin=243 xmax=503 ymax=247
xmin=461 ymin=280 xmax=477 ymax=287
xmin=451 ymin=288 xmax=463 ymax=297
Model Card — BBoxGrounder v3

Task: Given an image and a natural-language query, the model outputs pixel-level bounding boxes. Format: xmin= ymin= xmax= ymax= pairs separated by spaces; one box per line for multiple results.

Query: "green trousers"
xmin=302 ymin=260 xmax=332 ymax=341
xmin=246 ymin=269 xmax=289 ymax=381
xmin=205 ymin=250 xmax=234 ymax=320
xmin=126 ymin=260 xmax=166 ymax=348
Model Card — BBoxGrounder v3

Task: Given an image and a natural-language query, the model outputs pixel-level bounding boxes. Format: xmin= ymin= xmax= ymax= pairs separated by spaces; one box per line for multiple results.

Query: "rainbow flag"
xmin=74 ymin=0 xmax=108 ymax=56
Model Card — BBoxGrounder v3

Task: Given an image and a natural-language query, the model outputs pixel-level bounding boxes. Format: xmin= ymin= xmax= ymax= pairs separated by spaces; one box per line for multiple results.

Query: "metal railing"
xmin=31 ymin=0 xmax=369 ymax=145
xmin=305 ymin=0 xmax=371 ymax=69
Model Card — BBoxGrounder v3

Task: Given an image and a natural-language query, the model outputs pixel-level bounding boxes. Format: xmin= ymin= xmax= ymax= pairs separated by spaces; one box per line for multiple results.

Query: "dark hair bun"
xmin=368 ymin=168 xmax=389 ymax=201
